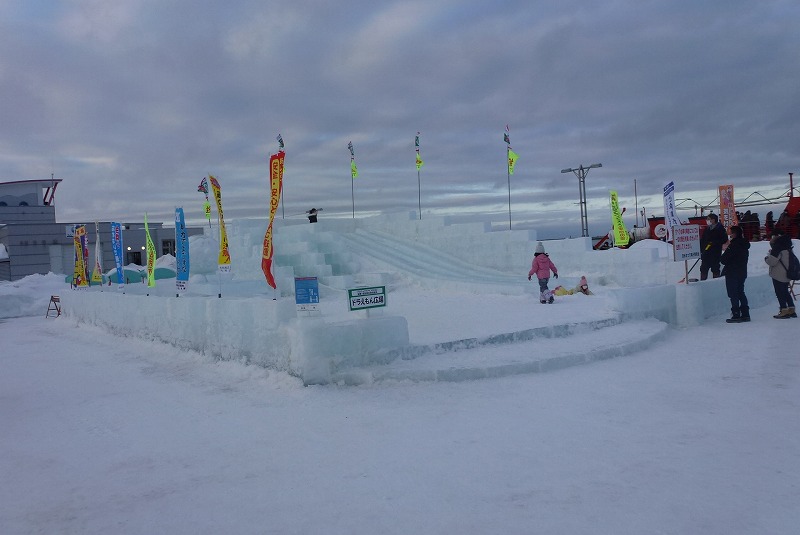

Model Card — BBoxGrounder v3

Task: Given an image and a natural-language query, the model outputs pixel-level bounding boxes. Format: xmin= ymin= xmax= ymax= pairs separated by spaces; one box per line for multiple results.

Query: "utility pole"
xmin=561 ymin=163 xmax=602 ymax=238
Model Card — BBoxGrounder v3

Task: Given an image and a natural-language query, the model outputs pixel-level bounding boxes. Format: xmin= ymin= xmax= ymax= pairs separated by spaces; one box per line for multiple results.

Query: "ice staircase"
xmin=327 ymin=316 xmax=670 ymax=385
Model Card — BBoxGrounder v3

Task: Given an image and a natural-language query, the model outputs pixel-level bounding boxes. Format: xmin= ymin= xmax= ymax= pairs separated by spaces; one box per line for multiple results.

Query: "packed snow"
xmin=1 ymin=215 xmax=798 ymax=534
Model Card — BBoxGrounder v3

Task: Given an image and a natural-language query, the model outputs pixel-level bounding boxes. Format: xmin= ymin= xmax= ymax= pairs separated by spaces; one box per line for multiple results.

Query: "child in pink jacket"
xmin=528 ymin=242 xmax=558 ymax=303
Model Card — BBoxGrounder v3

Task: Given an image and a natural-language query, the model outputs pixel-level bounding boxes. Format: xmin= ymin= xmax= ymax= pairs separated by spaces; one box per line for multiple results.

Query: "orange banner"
xmin=718 ymin=184 xmax=738 ymax=230
xmin=262 ymin=151 xmax=285 ymax=288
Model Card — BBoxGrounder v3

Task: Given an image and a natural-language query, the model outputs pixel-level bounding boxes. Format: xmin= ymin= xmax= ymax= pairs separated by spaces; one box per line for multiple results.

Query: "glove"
xmin=527 ymin=275 xmax=532 ymax=281
xmin=553 ymin=273 xmax=558 ymax=279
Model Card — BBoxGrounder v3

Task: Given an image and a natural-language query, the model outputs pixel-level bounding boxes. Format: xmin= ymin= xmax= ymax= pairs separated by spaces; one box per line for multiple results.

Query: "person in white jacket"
xmin=764 ymin=230 xmax=797 ymax=319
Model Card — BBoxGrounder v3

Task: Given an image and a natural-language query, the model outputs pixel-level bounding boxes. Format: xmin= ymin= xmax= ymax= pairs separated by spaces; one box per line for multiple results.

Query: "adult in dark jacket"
xmin=700 ymin=213 xmax=728 ymax=280
xmin=764 ymin=231 xmax=797 ymax=319
xmin=720 ymin=225 xmax=750 ymax=323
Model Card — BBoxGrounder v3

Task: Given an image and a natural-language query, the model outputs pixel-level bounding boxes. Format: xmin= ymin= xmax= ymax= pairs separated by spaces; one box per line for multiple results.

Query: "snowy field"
xmin=1 ymin=217 xmax=799 ymax=534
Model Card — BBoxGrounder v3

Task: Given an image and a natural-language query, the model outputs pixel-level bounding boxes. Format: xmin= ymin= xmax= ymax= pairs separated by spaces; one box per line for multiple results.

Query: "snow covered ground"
xmin=2 ymin=219 xmax=799 ymax=533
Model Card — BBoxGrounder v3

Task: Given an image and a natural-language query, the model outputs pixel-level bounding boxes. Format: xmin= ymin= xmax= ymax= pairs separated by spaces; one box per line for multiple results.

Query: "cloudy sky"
xmin=2 ymin=0 xmax=798 ymax=237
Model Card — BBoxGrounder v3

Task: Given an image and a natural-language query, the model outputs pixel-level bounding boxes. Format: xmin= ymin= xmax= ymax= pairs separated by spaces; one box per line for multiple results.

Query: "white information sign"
xmin=672 ymin=224 xmax=701 ymax=261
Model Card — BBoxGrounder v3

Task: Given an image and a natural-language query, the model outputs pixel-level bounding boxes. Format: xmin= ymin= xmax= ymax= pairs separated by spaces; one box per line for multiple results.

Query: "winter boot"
xmin=788 ymin=307 xmax=797 ymax=318
xmin=548 ymin=295 xmax=555 ymax=304
xmin=773 ymin=308 xmax=790 ymax=319
xmin=740 ymin=307 xmax=750 ymax=322
xmin=726 ymin=313 xmax=742 ymax=323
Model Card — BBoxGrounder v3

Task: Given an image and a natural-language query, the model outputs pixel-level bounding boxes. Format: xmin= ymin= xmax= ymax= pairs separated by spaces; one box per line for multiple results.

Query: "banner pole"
xmin=507 ymin=146 xmax=512 ymax=230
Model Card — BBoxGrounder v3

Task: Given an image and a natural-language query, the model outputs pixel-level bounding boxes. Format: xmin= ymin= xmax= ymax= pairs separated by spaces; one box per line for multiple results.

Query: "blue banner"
xmin=175 ymin=208 xmax=190 ymax=291
xmin=111 ymin=222 xmax=125 ymax=286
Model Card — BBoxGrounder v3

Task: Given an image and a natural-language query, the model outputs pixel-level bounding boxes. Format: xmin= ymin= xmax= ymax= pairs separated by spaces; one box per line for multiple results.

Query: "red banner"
xmin=262 ymin=151 xmax=285 ymax=288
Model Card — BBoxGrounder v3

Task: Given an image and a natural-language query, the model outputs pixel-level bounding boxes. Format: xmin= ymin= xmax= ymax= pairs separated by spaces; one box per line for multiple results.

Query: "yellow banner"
xmin=144 ymin=213 xmax=156 ymax=287
xmin=416 ymin=152 xmax=424 ymax=170
xmin=610 ymin=190 xmax=630 ymax=246
xmin=73 ymin=225 xmax=88 ymax=287
xmin=209 ymin=175 xmax=231 ymax=271
xmin=507 ymin=149 xmax=519 ymax=175
xmin=351 ymin=160 xmax=358 ymax=179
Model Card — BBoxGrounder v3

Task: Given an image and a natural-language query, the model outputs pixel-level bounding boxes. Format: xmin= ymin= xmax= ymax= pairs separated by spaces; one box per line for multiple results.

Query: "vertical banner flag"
xmin=144 ymin=213 xmax=156 ymax=287
xmin=348 ymin=141 xmax=358 ymax=178
xmin=208 ymin=175 xmax=232 ymax=273
xmin=663 ymin=181 xmax=684 ymax=241
xmin=175 ymin=207 xmax=189 ymax=292
xmin=110 ymin=222 xmax=125 ymax=287
xmin=198 ymin=177 xmax=212 ymax=225
xmin=507 ymin=149 xmax=519 ymax=175
xmin=91 ymin=221 xmax=103 ymax=284
xmin=610 ymin=190 xmax=630 ymax=247
xmin=415 ymin=132 xmax=424 ymax=170
xmin=262 ymin=150 xmax=286 ymax=288
xmin=504 ymin=125 xmax=519 ymax=175
xmin=73 ymin=225 xmax=88 ymax=287
xmin=718 ymin=184 xmax=737 ymax=230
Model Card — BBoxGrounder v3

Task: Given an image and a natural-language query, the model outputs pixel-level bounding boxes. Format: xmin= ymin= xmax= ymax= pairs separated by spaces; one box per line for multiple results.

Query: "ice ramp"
xmin=338 ymin=229 xmax=529 ymax=294
xmin=326 ymin=318 xmax=669 ymax=385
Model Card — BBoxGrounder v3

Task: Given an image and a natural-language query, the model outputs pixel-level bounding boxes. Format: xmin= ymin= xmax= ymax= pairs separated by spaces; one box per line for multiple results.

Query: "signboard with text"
xmin=672 ymin=224 xmax=701 ymax=261
xmin=348 ymin=286 xmax=386 ymax=311
xmin=295 ymin=277 xmax=320 ymax=312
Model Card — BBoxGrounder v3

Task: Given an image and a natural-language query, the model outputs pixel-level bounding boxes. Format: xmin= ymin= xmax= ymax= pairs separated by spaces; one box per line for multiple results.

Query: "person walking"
xmin=764 ymin=230 xmax=797 ymax=319
xmin=528 ymin=242 xmax=558 ymax=304
xmin=720 ymin=225 xmax=750 ymax=323
xmin=700 ymin=213 xmax=728 ymax=280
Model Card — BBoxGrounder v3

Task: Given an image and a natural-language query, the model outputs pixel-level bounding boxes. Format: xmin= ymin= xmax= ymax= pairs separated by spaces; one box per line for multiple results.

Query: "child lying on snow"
xmin=553 ymin=275 xmax=593 ymax=296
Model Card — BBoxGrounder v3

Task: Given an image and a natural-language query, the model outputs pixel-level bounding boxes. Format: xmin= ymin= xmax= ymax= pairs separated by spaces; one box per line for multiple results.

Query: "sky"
xmin=2 ymin=242 xmax=799 ymax=532
xmin=1 ymin=0 xmax=799 ymax=238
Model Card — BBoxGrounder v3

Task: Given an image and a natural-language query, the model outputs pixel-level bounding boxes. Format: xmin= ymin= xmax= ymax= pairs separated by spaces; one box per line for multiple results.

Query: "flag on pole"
xmin=110 ymin=222 xmax=125 ymax=287
xmin=277 ymin=134 xmax=284 ymax=149
xmin=175 ymin=207 xmax=190 ymax=292
xmin=73 ymin=225 xmax=88 ymax=287
xmin=610 ymin=190 xmax=630 ymax=246
xmin=91 ymin=221 xmax=103 ymax=284
xmin=718 ymin=184 xmax=737 ymax=230
xmin=144 ymin=213 xmax=156 ymax=287
xmin=262 ymin=151 xmax=285 ymax=288
xmin=507 ymin=149 xmax=519 ymax=175
xmin=348 ymin=141 xmax=358 ymax=178
xmin=208 ymin=175 xmax=232 ymax=272
xmin=415 ymin=132 xmax=424 ymax=170
xmin=198 ymin=177 xmax=212 ymax=223
xmin=504 ymin=124 xmax=511 ymax=145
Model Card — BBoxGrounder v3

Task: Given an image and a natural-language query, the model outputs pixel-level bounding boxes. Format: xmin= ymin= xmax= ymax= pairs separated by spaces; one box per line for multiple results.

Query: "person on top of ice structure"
xmin=528 ymin=241 xmax=558 ymax=304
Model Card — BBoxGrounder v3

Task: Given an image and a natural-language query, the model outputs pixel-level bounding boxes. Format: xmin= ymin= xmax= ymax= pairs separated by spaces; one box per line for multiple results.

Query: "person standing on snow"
xmin=700 ymin=213 xmax=728 ymax=280
xmin=764 ymin=230 xmax=797 ymax=319
xmin=528 ymin=242 xmax=558 ymax=304
xmin=720 ymin=225 xmax=750 ymax=323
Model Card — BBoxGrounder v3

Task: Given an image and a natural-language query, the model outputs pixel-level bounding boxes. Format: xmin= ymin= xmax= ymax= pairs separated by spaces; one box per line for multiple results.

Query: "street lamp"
xmin=561 ymin=163 xmax=602 ymax=238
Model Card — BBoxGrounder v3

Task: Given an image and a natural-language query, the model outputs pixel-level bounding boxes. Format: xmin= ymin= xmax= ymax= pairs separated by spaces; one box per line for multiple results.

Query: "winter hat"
xmin=579 ymin=276 xmax=588 ymax=288
xmin=535 ymin=242 xmax=545 ymax=254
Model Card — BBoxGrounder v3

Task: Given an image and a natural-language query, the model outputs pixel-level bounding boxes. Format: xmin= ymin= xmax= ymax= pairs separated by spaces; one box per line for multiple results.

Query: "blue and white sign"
xmin=110 ymin=222 xmax=125 ymax=287
xmin=175 ymin=208 xmax=190 ymax=292
xmin=295 ymin=277 xmax=320 ymax=312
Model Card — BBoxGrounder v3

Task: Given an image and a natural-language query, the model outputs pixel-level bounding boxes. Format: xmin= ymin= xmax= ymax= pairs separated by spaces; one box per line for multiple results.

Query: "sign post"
xmin=294 ymin=277 xmax=320 ymax=314
xmin=348 ymin=286 xmax=386 ymax=313
xmin=672 ymin=224 xmax=701 ymax=284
